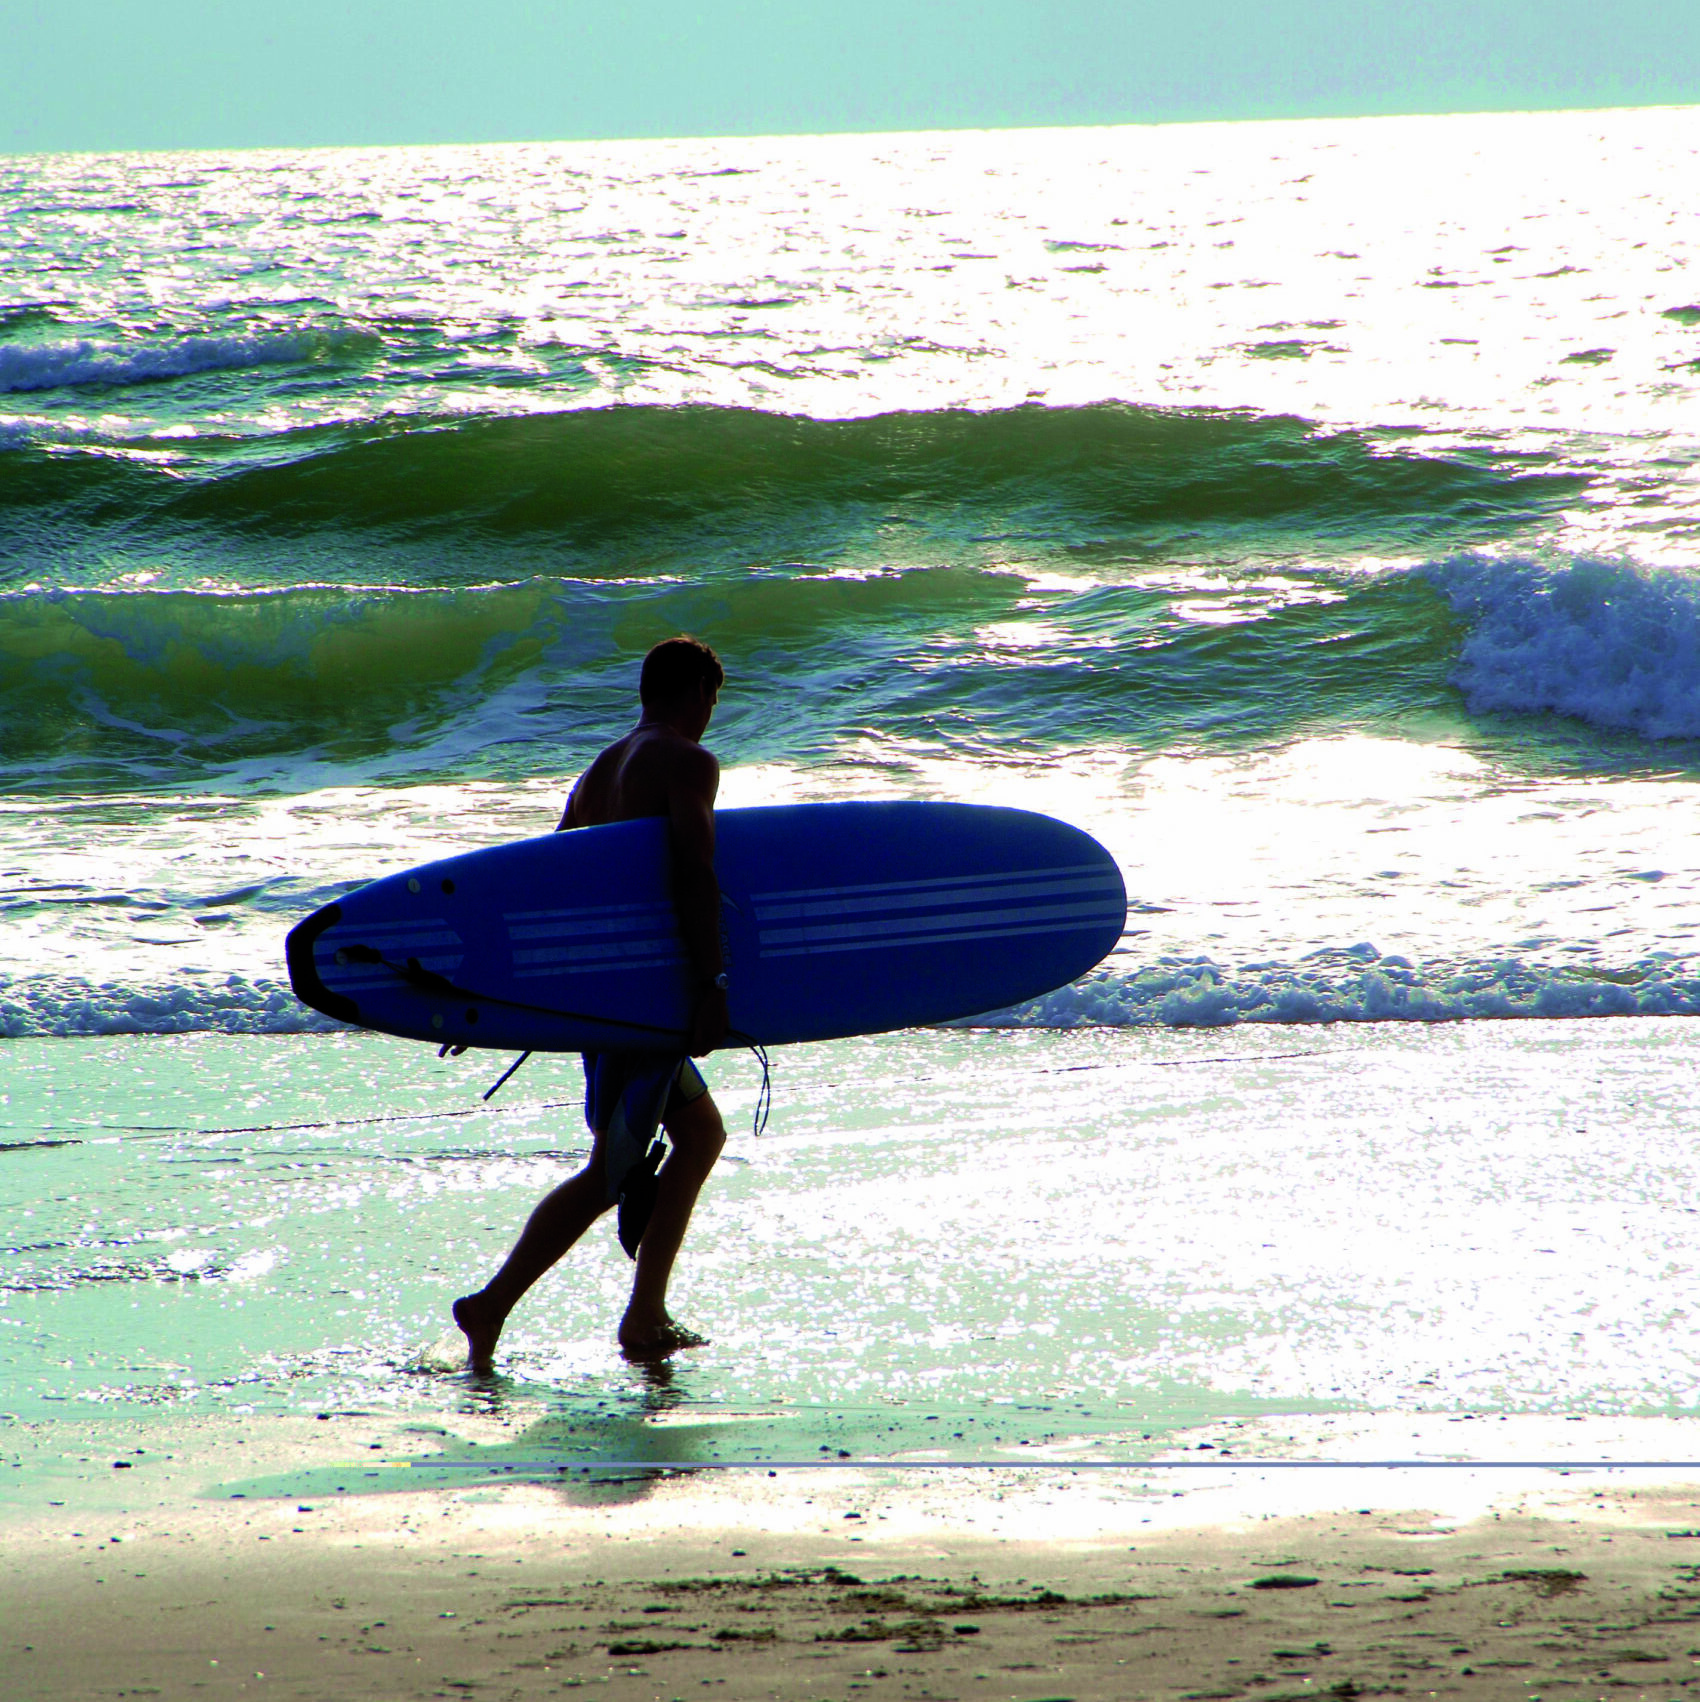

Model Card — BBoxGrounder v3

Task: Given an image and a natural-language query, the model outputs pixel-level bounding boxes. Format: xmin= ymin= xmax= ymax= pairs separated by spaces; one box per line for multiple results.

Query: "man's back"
xmin=561 ymin=722 xmax=718 ymax=831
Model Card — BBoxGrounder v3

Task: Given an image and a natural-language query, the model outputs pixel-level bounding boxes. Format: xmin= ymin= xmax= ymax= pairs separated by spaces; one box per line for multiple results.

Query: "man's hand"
xmin=689 ymin=984 xmax=729 ymax=1056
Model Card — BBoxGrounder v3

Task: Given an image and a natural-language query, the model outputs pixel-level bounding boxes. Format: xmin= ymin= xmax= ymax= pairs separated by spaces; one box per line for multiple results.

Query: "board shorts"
xmin=582 ymin=1050 xmax=708 ymax=1258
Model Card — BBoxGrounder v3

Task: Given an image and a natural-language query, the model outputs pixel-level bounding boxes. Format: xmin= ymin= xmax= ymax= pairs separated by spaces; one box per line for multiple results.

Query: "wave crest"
xmin=1425 ymin=552 xmax=1700 ymax=741
xmin=2 ymin=402 xmax=1578 ymax=553
xmin=0 ymin=329 xmax=371 ymax=394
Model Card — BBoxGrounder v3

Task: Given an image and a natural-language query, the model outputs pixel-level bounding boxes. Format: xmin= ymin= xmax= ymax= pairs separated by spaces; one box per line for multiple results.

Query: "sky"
xmin=6 ymin=0 xmax=1699 ymax=155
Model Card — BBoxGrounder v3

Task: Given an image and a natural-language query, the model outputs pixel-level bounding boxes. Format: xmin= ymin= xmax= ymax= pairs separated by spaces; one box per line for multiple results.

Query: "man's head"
xmin=640 ymin=635 xmax=724 ymax=730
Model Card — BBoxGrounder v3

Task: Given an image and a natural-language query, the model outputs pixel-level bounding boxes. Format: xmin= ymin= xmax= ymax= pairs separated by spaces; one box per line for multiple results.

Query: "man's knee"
xmin=665 ymin=1094 xmax=726 ymax=1170
xmin=581 ymin=1133 xmax=613 ymax=1198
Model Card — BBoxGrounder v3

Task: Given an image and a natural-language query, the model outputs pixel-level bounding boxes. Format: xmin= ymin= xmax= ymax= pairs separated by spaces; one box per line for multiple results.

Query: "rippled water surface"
xmin=4 ymin=109 xmax=1700 ymax=1039
xmin=6 ymin=1023 xmax=1700 ymax=1456
xmin=5 ymin=111 xmax=1700 ymax=1460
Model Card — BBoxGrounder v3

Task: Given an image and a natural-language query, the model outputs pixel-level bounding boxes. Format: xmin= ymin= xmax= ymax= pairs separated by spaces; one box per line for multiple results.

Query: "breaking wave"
xmin=0 ymin=400 xmax=1578 ymax=567
xmin=970 ymin=948 xmax=1700 ymax=1029
xmin=9 ymin=949 xmax=1697 ymax=1038
xmin=5 ymin=547 xmax=1699 ymax=792
xmin=0 ymin=974 xmax=339 ymax=1039
xmin=1425 ymin=551 xmax=1700 ymax=742
xmin=0 ymin=329 xmax=371 ymax=394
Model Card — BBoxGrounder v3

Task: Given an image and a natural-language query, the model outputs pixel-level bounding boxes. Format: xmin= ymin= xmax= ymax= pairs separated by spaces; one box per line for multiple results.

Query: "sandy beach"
xmin=11 ymin=1408 xmax=1700 ymax=1700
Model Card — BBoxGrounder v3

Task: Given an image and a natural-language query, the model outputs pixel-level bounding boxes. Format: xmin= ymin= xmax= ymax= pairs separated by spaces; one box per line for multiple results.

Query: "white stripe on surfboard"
xmin=318 ymin=919 xmax=461 ymax=947
xmin=761 ymin=913 xmax=1112 ymax=959
xmin=511 ymin=953 xmax=683 ymax=980
xmin=752 ymin=872 xmax=1119 ymax=924
xmin=504 ymin=900 xmax=674 ymax=923
xmin=758 ymin=897 xmax=1114 ymax=954
xmin=507 ymin=911 xmax=676 ymax=943
xmin=511 ymin=938 xmax=684 ymax=972
xmin=758 ymin=895 xmax=1117 ymax=945
xmin=750 ymin=861 xmax=1112 ymax=904
xmin=501 ymin=868 xmax=1118 ymax=934
xmin=510 ymin=885 xmax=1116 ymax=953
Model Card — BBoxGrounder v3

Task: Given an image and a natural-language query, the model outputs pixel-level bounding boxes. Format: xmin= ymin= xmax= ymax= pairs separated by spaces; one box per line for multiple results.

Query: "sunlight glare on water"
xmin=5 ymin=736 xmax=1697 ymax=1038
xmin=6 ymin=109 xmax=1696 ymax=477
xmin=5 ymin=107 xmax=1700 ymax=1475
xmin=5 ymin=1024 xmax=1700 ymax=1458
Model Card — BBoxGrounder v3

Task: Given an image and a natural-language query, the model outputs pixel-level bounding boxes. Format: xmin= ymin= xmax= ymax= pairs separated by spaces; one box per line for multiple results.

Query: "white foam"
xmin=964 ymin=950 xmax=1700 ymax=1028
xmin=7 ymin=952 xmax=1698 ymax=1038
xmin=0 ymin=331 xmax=347 ymax=393
xmin=0 ymin=974 xmax=342 ymax=1039
xmin=0 ymin=417 xmax=45 ymax=449
xmin=1425 ymin=551 xmax=1700 ymax=741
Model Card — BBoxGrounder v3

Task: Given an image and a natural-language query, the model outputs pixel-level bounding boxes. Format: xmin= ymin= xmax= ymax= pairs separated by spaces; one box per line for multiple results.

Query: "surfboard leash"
xmin=480 ymin=1049 xmax=533 ymax=1100
xmin=342 ymin=945 xmax=772 ymax=1137
xmin=742 ymin=1036 xmax=772 ymax=1138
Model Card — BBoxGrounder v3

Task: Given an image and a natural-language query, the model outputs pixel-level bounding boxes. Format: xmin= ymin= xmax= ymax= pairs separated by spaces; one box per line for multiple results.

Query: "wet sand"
xmin=11 ymin=1414 xmax=1700 ymax=1701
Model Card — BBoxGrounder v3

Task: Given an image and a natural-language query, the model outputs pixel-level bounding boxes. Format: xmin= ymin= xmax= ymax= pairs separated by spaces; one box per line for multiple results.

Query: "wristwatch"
xmin=708 ymin=972 xmax=728 ymax=991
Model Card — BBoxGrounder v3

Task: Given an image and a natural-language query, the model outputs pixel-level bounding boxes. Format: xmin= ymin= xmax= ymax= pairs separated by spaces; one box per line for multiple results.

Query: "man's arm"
xmin=557 ymin=780 xmax=582 ymax=832
xmin=666 ymin=743 xmax=728 ymax=1055
xmin=557 ymin=747 xmax=610 ymax=830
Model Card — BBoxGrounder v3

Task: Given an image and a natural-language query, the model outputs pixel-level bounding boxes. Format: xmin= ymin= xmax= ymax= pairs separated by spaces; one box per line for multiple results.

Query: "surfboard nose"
xmin=285 ymin=902 xmax=358 ymax=1022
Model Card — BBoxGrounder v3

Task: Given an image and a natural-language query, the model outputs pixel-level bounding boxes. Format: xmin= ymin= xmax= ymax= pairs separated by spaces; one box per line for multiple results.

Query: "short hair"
xmin=639 ymin=635 xmax=725 ymax=707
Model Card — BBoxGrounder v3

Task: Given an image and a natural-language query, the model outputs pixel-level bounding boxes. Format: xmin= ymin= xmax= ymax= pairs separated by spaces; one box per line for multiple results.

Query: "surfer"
xmin=453 ymin=637 xmax=731 ymax=1367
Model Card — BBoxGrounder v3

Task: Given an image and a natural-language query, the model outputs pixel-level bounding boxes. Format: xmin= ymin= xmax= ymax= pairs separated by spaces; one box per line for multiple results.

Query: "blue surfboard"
xmin=285 ymin=802 xmax=1125 ymax=1051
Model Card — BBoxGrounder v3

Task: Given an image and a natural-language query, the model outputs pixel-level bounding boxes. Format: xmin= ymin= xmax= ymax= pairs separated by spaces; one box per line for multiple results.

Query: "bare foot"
xmin=452 ymin=1291 xmax=504 ymax=1373
xmin=618 ymin=1315 xmax=709 ymax=1361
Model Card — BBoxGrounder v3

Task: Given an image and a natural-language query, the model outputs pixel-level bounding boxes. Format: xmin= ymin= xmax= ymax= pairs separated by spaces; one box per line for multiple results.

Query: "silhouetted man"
xmin=453 ymin=636 xmax=730 ymax=1366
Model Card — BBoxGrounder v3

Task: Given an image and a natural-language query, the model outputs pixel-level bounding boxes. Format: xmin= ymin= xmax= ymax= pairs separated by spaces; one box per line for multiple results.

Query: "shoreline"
xmin=9 ymin=1018 xmax=1700 ymax=1459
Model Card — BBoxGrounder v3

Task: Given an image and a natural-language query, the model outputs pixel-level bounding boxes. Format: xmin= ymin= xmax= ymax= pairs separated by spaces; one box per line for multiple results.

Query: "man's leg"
xmin=453 ymin=1136 xmax=611 ymax=1372
xmin=618 ymin=1089 xmax=726 ymax=1357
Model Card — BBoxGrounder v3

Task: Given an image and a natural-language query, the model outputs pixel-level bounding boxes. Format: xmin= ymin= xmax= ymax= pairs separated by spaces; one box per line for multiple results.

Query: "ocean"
xmin=4 ymin=107 xmax=1700 ymax=1466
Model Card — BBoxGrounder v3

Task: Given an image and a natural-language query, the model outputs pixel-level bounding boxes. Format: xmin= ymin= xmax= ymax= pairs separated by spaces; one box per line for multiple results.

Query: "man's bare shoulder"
xmin=625 ymin=729 xmax=716 ymax=801
xmin=658 ymin=733 xmax=717 ymax=787
xmin=580 ymin=737 xmax=633 ymax=783
xmin=569 ymin=726 xmax=714 ymax=827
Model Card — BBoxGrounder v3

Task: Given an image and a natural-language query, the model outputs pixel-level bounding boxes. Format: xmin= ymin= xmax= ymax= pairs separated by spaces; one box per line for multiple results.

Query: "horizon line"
xmin=9 ymin=98 xmax=1697 ymax=165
